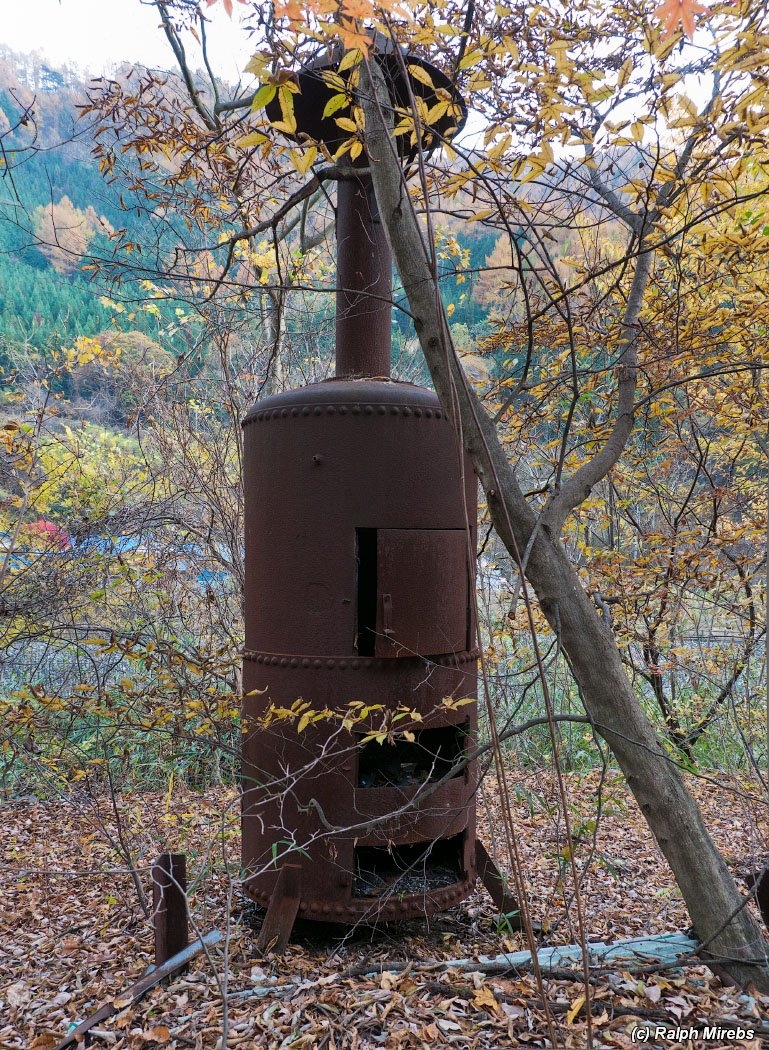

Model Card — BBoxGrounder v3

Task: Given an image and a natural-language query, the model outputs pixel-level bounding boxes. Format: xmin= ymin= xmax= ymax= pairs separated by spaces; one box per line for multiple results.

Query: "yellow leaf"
xmin=335 ymin=116 xmax=358 ymax=133
xmin=277 ymin=84 xmax=297 ymax=134
xmin=320 ymin=70 xmax=346 ymax=93
xmin=338 ymin=48 xmax=362 ymax=73
xmin=459 ymin=48 xmax=483 ymax=69
xmin=407 ymin=63 xmax=435 ymax=89
xmin=472 ymin=985 xmax=499 ymax=1012
xmin=322 ymin=93 xmax=349 ymax=119
xmin=289 ymin=146 xmax=318 ymax=175
xmin=617 ymin=58 xmax=633 ymax=90
xmin=250 ymin=83 xmax=277 ymax=111
xmin=585 ymin=82 xmax=614 ymax=103
xmin=426 ymin=100 xmax=450 ymax=125
xmin=566 ymin=993 xmax=586 ymax=1024
xmin=244 ymin=52 xmax=270 ymax=78
xmin=238 ymin=131 xmax=268 ymax=148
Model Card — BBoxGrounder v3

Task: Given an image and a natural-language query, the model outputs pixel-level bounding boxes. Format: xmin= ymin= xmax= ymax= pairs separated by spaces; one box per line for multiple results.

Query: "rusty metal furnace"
xmin=241 ymin=40 xmax=518 ymax=943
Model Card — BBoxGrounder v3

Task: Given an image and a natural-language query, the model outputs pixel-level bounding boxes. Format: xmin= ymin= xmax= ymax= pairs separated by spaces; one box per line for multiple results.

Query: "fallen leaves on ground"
xmin=1 ymin=770 xmax=767 ymax=1048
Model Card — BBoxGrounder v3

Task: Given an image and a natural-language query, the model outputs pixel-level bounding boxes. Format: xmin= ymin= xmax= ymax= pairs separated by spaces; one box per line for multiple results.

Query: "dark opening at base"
xmin=353 ymin=834 xmax=464 ymax=898
xmin=357 ymin=723 xmax=468 ymax=788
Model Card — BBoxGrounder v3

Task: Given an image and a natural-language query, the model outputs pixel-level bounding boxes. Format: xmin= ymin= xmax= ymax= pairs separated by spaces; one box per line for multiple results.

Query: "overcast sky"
xmin=1 ymin=0 xmax=254 ymax=80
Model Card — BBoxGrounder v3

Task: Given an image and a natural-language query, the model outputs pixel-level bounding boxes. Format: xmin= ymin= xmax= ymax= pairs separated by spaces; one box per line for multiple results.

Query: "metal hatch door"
xmin=371 ymin=528 xmax=469 ymax=657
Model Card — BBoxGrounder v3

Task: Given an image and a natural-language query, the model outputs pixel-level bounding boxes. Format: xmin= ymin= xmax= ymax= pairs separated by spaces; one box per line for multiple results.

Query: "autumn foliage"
xmin=31 ymin=195 xmax=113 ymax=276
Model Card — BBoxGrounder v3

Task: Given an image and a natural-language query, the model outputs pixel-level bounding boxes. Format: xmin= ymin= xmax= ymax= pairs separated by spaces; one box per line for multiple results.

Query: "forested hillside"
xmin=0 ymin=47 xmax=206 ymax=365
xmin=0 ymin=46 xmax=503 ymax=382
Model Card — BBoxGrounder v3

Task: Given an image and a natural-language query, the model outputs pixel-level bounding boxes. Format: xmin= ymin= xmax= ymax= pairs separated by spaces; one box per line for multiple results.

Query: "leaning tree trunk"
xmin=359 ymin=60 xmax=769 ymax=992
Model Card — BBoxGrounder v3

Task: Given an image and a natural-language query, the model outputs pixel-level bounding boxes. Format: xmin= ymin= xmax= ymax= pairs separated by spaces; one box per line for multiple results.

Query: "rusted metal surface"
xmin=745 ymin=864 xmax=769 ymax=932
xmin=241 ymin=382 xmax=478 ymax=923
xmin=475 ymin=840 xmax=523 ymax=925
xmin=152 ymin=852 xmax=188 ymax=966
xmin=255 ymin=863 xmax=302 ymax=954
xmin=374 ymin=528 xmax=470 ymax=656
xmin=336 ymin=177 xmax=391 ymax=380
xmin=242 ymin=383 xmax=475 ymax=658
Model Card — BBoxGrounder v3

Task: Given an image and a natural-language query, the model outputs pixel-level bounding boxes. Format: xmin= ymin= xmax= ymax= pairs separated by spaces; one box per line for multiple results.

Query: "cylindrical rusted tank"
xmin=241 ymin=379 xmax=478 ymax=922
xmin=243 ymin=39 xmax=476 ymax=926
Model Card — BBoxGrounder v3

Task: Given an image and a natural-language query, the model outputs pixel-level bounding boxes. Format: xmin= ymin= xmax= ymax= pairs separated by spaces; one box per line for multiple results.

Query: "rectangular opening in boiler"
xmin=353 ymin=834 xmax=463 ymax=898
xmin=357 ymin=724 xmax=468 ymax=788
xmin=355 ymin=527 xmax=377 ymax=657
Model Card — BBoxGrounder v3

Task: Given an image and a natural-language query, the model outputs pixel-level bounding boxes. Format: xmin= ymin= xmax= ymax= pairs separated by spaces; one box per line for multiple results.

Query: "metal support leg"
xmin=475 ymin=840 xmax=525 ymax=929
xmin=256 ymin=864 xmax=302 ymax=954
xmin=153 ymin=852 xmax=188 ymax=967
xmin=745 ymin=863 xmax=769 ymax=932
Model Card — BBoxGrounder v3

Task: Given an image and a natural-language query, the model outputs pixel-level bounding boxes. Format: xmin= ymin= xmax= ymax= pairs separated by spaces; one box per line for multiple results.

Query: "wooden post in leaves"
xmin=152 ymin=852 xmax=188 ymax=967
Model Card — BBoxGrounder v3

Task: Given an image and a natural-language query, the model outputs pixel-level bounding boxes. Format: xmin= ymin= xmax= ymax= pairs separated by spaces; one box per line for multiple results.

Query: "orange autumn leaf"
xmin=341 ymin=0 xmax=377 ymax=18
xmin=338 ymin=17 xmax=375 ymax=54
xmin=140 ymin=1027 xmax=172 ymax=1045
xmin=653 ymin=0 xmax=709 ymax=39
xmin=270 ymin=0 xmax=375 ymax=51
xmin=472 ymin=985 xmax=501 ymax=1013
xmin=274 ymin=0 xmax=307 ymax=20
xmin=204 ymin=0 xmax=246 ymax=16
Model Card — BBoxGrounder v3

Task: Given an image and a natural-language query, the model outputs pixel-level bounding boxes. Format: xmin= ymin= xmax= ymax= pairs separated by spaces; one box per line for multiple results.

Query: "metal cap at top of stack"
xmin=265 ymin=33 xmax=467 ymax=161
xmin=263 ymin=34 xmax=467 ymax=379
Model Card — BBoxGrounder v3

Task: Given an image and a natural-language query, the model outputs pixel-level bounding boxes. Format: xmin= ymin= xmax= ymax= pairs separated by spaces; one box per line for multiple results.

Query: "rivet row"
xmin=245 ymin=404 xmax=442 ymax=423
xmin=243 ymin=649 xmax=478 ymax=669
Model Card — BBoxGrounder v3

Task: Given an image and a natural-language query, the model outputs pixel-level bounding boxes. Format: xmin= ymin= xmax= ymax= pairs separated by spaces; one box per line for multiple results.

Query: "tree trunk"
xmin=359 ymin=60 xmax=769 ymax=991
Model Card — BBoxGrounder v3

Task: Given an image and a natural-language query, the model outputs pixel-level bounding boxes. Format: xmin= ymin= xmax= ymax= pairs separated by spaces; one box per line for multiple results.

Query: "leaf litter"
xmin=1 ymin=770 xmax=767 ymax=1048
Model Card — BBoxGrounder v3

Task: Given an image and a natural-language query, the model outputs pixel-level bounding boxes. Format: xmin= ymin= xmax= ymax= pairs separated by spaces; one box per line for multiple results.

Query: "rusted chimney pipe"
xmin=335 ymin=176 xmax=392 ymax=379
